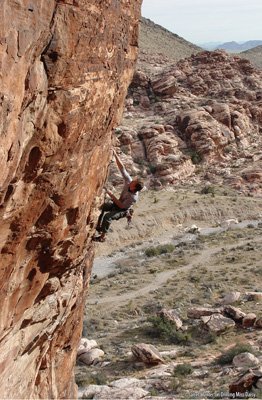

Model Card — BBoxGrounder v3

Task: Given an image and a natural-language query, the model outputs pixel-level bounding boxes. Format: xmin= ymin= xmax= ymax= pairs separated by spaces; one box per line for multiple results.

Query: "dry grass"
xmin=78 ymin=189 xmax=262 ymax=397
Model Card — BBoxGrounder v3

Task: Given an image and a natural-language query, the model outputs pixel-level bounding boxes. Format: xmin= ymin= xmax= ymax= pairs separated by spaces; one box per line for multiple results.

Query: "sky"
xmin=141 ymin=0 xmax=262 ymax=44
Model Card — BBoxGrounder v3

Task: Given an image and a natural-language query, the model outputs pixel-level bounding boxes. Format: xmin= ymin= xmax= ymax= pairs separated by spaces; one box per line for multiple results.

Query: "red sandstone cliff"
xmin=0 ymin=1 xmax=141 ymax=398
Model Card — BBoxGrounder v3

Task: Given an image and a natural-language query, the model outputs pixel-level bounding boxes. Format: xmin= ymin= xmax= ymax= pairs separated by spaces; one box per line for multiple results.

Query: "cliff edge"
xmin=0 ymin=0 xmax=141 ymax=398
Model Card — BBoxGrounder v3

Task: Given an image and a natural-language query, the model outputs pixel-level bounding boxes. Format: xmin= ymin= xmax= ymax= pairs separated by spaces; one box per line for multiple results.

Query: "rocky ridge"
xmin=240 ymin=45 xmax=262 ymax=70
xmin=138 ymin=17 xmax=202 ymax=75
xmin=111 ymin=50 xmax=262 ymax=195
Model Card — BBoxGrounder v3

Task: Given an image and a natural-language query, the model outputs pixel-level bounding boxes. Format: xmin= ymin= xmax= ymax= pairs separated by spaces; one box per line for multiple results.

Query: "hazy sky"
xmin=141 ymin=0 xmax=262 ymax=44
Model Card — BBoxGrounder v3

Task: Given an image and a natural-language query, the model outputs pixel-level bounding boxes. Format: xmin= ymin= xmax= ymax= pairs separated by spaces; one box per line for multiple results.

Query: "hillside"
xmin=115 ymin=50 xmax=262 ymax=196
xmin=239 ymin=45 xmax=262 ymax=69
xmin=138 ymin=17 xmax=202 ymax=74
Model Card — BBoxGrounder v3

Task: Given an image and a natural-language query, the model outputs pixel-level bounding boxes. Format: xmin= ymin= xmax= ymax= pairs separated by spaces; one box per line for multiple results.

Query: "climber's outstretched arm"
xmin=113 ymin=149 xmax=125 ymax=173
xmin=104 ymin=187 xmax=126 ymax=209
xmin=113 ymin=149 xmax=132 ymax=182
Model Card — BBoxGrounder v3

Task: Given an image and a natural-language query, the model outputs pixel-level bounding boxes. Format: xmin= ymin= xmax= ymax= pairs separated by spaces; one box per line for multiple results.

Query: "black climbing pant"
xmin=97 ymin=201 xmax=128 ymax=233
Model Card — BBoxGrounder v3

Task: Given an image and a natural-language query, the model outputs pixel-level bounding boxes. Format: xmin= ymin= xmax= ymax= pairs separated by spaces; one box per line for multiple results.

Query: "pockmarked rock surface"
xmin=0 ymin=0 xmax=141 ymax=398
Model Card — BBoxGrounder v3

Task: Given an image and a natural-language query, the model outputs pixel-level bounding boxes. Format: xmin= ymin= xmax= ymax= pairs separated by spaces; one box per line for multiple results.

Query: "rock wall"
xmin=0 ymin=0 xmax=141 ymax=398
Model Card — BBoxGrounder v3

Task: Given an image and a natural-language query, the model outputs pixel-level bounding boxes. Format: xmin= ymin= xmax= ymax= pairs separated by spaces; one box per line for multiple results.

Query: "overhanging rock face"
xmin=0 ymin=1 xmax=142 ymax=398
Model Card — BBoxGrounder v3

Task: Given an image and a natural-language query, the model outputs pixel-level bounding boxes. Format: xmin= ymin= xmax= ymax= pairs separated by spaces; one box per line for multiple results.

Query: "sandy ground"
xmin=93 ymin=185 xmax=262 ymax=257
xmin=76 ymin=186 xmax=262 ymax=398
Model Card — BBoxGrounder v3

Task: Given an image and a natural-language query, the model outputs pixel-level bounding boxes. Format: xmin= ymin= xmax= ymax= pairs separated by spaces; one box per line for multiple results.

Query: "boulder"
xmin=242 ymin=313 xmax=257 ymax=328
xmin=242 ymin=169 xmax=262 ymax=183
xmin=159 ymin=349 xmax=178 ymax=359
xmin=77 ymin=338 xmax=98 ymax=357
xmin=223 ymin=305 xmax=246 ymax=322
xmin=233 ymin=352 xmax=259 ymax=369
xmin=78 ymin=348 xmax=104 ymax=366
xmin=152 ymin=75 xmax=177 ymax=96
xmin=201 ymin=314 xmax=235 ymax=334
xmin=245 ymin=292 xmax=262 ymax=302
xmin=254 ymin=317 xmax=262 ymax=329
xmin=158 ymin=309 xmax=183 ymax=330
xmin=185 ymin=224 xmax=200 ymax=234
xmin=81 ymin=385 xmax=149 ymax=399
xmin=131 ymin=343 xmax=164 ymax=365
xmin=187 ymin=306 xmax=222 ymax=319
xmin=221 ymin=291 xmax=241 ymax=305
xmin=229 ymin=370 xmax=260 ymax=394
xmin=220 ymin=219 xmax=239 ymax=229
xmin=81 ymin=385 xmax=110 ymax=399
xmin=256 ymin=378 xmax=262 ymax=389
xmin=139 ymin=95 xmax=151 ymax=109
xmin=110 ymin=378 xmax=144 ymax=389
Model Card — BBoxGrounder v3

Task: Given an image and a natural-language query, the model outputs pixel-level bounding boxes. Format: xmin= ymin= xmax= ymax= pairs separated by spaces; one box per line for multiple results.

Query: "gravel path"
xmin=89 ymin=234 xmax=261 ymax=307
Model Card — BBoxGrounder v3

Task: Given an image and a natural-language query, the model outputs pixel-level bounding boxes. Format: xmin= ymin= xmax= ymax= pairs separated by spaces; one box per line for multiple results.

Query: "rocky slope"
xmin=240 ymin=45 xmax=262 ymax=69
xmin=138 ymin=17 xmax=202 ymax=75
xmin=111 ymin=50 xmax=262 ymax=195
xmin=0 ymin=0 xmax=141 ymax=398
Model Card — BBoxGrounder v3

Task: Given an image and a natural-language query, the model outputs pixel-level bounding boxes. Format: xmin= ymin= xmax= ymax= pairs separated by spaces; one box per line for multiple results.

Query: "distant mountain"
xmin=239 ymin=45 xmax=262 ymax=69
xmin=198 ymin=42 xmax=223 ymax=50
xmin=215 ymin=40 xmax=262 ymax=53
xmin=138 ymin=18 xmax=202 ymax=74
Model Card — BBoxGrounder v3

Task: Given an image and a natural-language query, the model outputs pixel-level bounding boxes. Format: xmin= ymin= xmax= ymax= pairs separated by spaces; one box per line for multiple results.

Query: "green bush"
xmin=148 ymin=163 xmax=157 ymax=174
xmin=145 ymin=243 xmax=175 ymax=257
xmin=200 ymin=185 xmax=215 ymax=196
xmin=217 ymin=343 xmax=255 ymax=365
xmin=185 ymin=149 xmax=203 ymax=164
xmin=147 ymin=316 xmax=191 ymax=344
xmin=173 ymin=363 xmax=193 ymax=377
xmin=75 ymin=371 xmax=107 ymax=387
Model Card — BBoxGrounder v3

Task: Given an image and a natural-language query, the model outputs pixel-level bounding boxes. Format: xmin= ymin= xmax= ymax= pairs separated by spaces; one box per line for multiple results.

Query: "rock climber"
xmin=94 ymin=150 xmax=144 ymax=242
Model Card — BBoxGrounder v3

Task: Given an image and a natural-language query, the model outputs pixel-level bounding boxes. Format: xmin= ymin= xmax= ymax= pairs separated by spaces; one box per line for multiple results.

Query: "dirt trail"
xmin=88 ymin=236 xmax=261 ymax=308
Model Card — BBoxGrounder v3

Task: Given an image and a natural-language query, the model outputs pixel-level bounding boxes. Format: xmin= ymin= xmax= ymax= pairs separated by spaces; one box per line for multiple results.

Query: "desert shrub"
xmin=217 ymin=343 xmax=255 ymax=365
xmin=114 ymin=128 xmax=122 ymax=135
xmin=173 ymin=363 xmax=193 ymax=377
xmin=200 ymin=185 xmax=215 ymax=196
xmin=147 ymin=316 xmax=191 ymax=344
xmin=145 ymin=243 xmax=175 ymax=257
xmin=189 ymin=274 xmax=200 ymax=283
xmin=148 ymin=315 xmax=173 ymax=338
xmin=90 ymin=372 xmax=108 ymax=386
xmin=75 ymin=371 xmax=107 ymax=387
xmin=224 ymin=145 xmax=233 ymax=154
xmin=169 ymin=328 xmax=192 ymax=345
xmin=185 ymin=149 xmax=203 ymax=164
xmin=148 ymin=163 xmax=157 ymax=174
xmin=170 ymin=377 xmax=180 ymax=391
xmin=149 ymin=388 xmax=159 ymax=397
xmin=133 ymin=156 xmax=145 ymax=166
